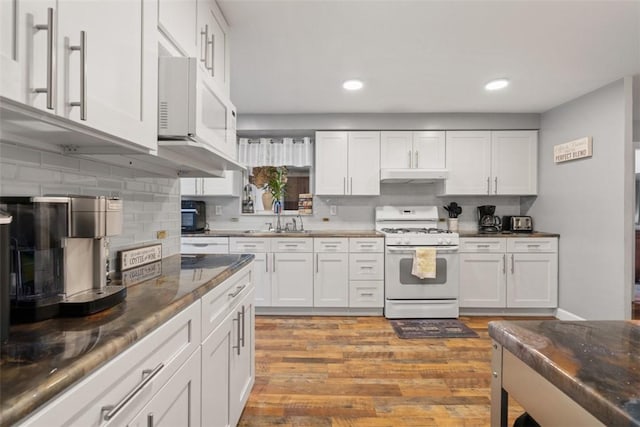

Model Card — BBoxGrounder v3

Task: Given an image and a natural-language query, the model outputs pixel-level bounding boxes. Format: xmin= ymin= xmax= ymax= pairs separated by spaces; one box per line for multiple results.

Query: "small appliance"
xmin=241 ymin=184 xmax=255 ymax=213
xmin=375 ymin=206 xmax=460 ymax=319
xmin=1 ymin=196 xmax=125 ymax=322
xmin=502 ymin=215 xmax=533 ymax=233
xmin=1 ymin=211 xmax=11 ymax=342
xmin=181 ymin=200 xmax=206 ymax=233
xmin=477 ymin=205 xmax=501 ymax=233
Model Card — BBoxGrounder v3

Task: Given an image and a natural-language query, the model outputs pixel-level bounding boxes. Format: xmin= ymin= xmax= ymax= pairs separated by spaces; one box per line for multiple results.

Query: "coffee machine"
xmin=1 ymin=196 xmax=125 ymax=322
xmin=477 ymin=205 xmax=501 ymax=233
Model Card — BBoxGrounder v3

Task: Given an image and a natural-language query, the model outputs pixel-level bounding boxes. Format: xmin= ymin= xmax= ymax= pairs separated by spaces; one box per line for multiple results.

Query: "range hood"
xmin=155 ymin=137 xmax=247 ymax=177
xmin=380 ymin=168 xmax=449 ymax=184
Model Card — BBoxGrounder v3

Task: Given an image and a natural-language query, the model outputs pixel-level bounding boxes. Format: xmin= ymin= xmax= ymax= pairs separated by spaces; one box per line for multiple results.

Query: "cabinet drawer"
xmin=314 ymin=238 xmax=349 ymax=253
xmin=21 ymin=302 xmax=202 ymax=427
xmin=349 ymin=237 xmax=383 ymax=253
xmin=181 ymin=237 xmax=229 ymax=254
xmin=459 ymin=238 xmax=506 ymax=252
xmin=271 ymin=238 xmax=313 ymax=252
xmin=201 ymin=264 xmax=253 ymax=341
xmin=349 ymin=253 xmax=384 ymax=280
xmin=507 ymin=238 xmax=558 ymax=253
xmin=229 ymin=238 xmax=270 ymax=253
xmin=349 ymin=281 xmax=384 ymax=308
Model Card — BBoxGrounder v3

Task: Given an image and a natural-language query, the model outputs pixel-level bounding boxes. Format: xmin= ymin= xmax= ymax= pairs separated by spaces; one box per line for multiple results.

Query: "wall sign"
xmin=119 ymin=244 xmax=163 ymax=271
xmin=121 ymin=261 xmax=162 ymax=286
xmin=554 ymin=137 xmax=593 ymax=163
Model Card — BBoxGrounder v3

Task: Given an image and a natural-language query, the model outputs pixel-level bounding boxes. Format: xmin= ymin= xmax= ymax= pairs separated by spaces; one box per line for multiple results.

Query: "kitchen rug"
xmin=390 ymin=319 xmax=478 ymax=339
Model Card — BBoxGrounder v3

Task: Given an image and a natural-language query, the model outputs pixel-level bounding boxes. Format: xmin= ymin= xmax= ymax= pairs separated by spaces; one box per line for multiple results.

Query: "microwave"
xmin=181 ymin=200 xmax=206 ymax=233
xmin=158 ymin=56 xmax=236 ymax=158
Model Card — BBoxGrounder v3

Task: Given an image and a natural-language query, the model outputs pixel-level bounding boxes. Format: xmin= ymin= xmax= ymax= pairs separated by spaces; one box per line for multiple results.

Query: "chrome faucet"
xmin=297 ymin=214 xmax=304 ymax=231
xmin=291 ymin=218 xmax=297 ymax=231
xmin=265 ymin=222 xmax=274 ymax=232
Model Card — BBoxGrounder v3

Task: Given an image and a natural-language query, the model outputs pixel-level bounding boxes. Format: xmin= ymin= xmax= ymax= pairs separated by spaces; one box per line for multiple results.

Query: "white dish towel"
xmin=411 ymin=247 xmax=437 ymax=279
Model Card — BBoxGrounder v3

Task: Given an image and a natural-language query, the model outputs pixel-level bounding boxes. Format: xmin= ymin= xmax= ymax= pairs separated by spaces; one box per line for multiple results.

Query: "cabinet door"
xmin=57 ymin=0 xmax=156 ymax=150
xmin=201 ymin=171 xmax=241 ymax=196
xmin=348 ymin=131 xmax=380 ymax=195
xmin=349 ymin=253 xmax=384 ymax=281
xmin=314 ymin=253 xmax=349 ymax=307
xmin=180 ymin=178 xmax=199 ymax=195
xmin=127 ymin=348 xmax=202 ymax=427
xmin=201 ymin=313 xmax=232 ymax=427
xmin=253 ymin=252 xmax=272 ymax=307
xmin=445 ymin=131 xmax=491 ymax=195
xmin=380 ymin=131 xmax=413 ymax=169
xmin=271 ymin=252 xmax=313 ymax=306
xmin=315 ymin=131 xmax=348 ymax=195
xmin=197 ymin=0 xmax=229 ymax=94
xmin=507 ymin=253 xmax=558 ymax=308
xmin=230 ymin=288 xmax=255 ymax=427
xmin=413 ymin=131 xmax=446 ymax=169
xmin=491 ymin=131 xmax=538 ymax=195
xmin=459 ymin=253 xmax=506 ymax=308
xmin=0 ymin=0 xmax=55 ymax=107
xmin=157 ymin=0 xmax=197 ymax=57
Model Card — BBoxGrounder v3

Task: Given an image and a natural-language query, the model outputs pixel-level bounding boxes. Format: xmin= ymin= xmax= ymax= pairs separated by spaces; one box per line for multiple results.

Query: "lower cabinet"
xmin=229 ymin=288 xmax=255 ymax=425
xmin=459 ymin=237 xmax=558 ymax=309
xmin=314 ymin=238 xmax=350 ymax=307
xmin=272 ymin=252 xmax=314 ymax=306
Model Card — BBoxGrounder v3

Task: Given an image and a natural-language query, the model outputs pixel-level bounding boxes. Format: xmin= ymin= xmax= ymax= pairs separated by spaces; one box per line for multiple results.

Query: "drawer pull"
xmin=147 ymin=413 xmax=154 ymax=427
xmin=527 ymin=244 xmax=541 ymax=248
xmin=284 ymin=244 xmax=299 ymax=248
xmin=101 ymin=363 xmax=164 ymax=421
xmin=243 ymin=244 xmax=257 ymax=248
xmin=361 ymin=292 xmax=374 ymax=296
xmin=359 ymin=244 xmax=375 ymax=248
xmin=228 ymin=284 xmax=247 ymax=298
xmin=477 ymin=244 xmax=491 ymax=248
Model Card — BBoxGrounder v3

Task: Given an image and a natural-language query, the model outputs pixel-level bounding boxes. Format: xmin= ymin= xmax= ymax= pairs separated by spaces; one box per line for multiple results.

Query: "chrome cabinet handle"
xmin=361 ymin=292 xmax=374 ymax=297
xmin=265 ymin=253 xmax=269 ymax=272
xmin=408 ymin=150 xmax=412 ymax=168
xmin=502 ymin=253 xmax=506 ymax=274
xmin=494 ymin=177 xmax=498 ymax=194
xmin=101 ymin=363 xmax=164 ymax=421
xmin=200 ymin=24 xmax=208 ymax=65
xmin=240 ymin=305 xmax=245 ymax=347
xmin=316 ymin=253 xmax=319 ymax=273
xmin=350 ymin=177 xmax=353 ymax=194
xmin=206 ymin=34 xmax=214 ymax=73
xmin=228 ymin=284 xmax=246 ymax=298
xmin=486 ymin=177 xmax=490 ymax=194
xmin=272 ymin=253 xmax=276 ymax=272
xmin=527 ymin=244 xmax=541 ymax=248
xmin=209 ymin=33 xmax=215 ymax=76
xmin=232 ymin=312 xmax=241 ymax=355
xmin=343 ymin=177 xmax=346 ymax=194
xmin=511 ymin=254 xmax=514 ymax=274
xmin=415 ymin=151 xmax=419 ymax=168
xmin=34 ymin=7 xmax=54 ymax=110
xmin=147 ymin=413 xmax=154 ymax=427
xmin=69 ymin=31 xmax=87 ymax=120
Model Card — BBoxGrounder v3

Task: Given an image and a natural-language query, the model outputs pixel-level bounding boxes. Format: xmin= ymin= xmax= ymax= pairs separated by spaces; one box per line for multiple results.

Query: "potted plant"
xmin=265 ymin=166 xmax=287 ymax=212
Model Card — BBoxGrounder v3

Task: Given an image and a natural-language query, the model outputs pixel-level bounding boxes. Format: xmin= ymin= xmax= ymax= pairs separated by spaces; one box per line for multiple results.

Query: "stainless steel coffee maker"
xmin=1 ymin=196 xmax=125 ymax=322
xmin=477 ymin=205 xmax=501 ymax=233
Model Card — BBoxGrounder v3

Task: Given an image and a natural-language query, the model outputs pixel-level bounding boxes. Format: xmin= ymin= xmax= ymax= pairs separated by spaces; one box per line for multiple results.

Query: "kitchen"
xmin=0 ymin=1 xmax=639 ymax=426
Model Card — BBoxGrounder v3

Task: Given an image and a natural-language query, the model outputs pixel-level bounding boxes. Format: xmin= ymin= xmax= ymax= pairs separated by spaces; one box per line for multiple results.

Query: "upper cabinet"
xmin=380 ymin=131 xmax=445 ymax=169
xmin=444 ymin=130 xmax=537 ymax=195
xmin=315 ymin=131 xmax=380 ymax=196
xmin=0 ymin=0 xmax=157 ymax=151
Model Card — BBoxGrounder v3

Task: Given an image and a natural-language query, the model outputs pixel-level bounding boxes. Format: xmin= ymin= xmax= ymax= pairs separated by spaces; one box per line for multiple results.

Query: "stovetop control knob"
xmin=404 ymin=239 xmax=410 ymax=245
xmin=437 ymin=238 xmax=444 ymax=245
xmin=445 ymin=238 xmax=452 ymax=245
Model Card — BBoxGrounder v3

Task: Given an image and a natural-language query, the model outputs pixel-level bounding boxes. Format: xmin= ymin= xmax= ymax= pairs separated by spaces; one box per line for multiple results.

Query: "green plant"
xmin=265 ymin=166 xmax=287 ymax=206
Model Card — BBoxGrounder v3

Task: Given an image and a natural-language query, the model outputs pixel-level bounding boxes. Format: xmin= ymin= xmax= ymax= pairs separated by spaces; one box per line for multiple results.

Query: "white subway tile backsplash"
xmin=1 ymin=143 xmax=41 ymax=165
xmin=96 ymin=179 xmax=124 ymax=190
xmin=41 ymin=152 xmax=81 ymax=171
xmin=1 ymin=182 xmax=40 ymax=196
xmin=18 ymin=166 xmax=61 ymax=183
xmin=62 ymin=173 xmax=98 ymax=186
xmin=126 ymin=181 xmax=146 ymax=192
xmin=1 ymin=164 xmax=17 ymax=179
xmin=41 ymin=185 xmax=82 ymax=195
xmin=79 ymin=159 xmax=111 ymax=176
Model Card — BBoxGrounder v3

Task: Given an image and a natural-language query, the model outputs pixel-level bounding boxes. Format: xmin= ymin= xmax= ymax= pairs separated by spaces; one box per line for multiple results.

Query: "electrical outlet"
xmin=156 ymin=230 xmax=167 ymax=239
xmin=322 ymin=217 xmax=330 ymax=222
xmin=330 ymin=205 xmax=337 ymax=215
xmin=215 ymin=205 xmax=222 ymax=215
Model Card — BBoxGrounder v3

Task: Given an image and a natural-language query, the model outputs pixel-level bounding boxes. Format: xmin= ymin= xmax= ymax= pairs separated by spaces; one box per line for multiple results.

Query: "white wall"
xmin=0 ymin=142 xmax=181 ymax=268
xmin=528 ymin=78 xmax=634 ymax=320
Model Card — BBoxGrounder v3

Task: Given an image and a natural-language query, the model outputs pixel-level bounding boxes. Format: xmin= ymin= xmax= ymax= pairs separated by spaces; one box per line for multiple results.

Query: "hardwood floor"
xmin=238 ymin=316 xmax=531 ymax=427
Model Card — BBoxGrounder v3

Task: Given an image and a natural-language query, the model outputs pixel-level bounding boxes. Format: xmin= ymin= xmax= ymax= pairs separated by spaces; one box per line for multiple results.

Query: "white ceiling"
xmin=218 ymin=0 xmax=640 ymax=115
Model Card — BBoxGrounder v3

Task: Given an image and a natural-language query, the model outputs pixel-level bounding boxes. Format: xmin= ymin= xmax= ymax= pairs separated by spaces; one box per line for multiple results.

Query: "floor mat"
xmin=390 ymin=319 xmax=479 ymax=339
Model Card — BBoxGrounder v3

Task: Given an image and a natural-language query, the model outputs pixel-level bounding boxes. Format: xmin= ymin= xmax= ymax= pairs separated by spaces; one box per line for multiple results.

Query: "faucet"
xmin=291 ymin=218 xmax=297 ymax=231
xmin=297 ymin=214 xmax=304 ymax=231
xmin=265 ymin=222 xmax=274 ymax=232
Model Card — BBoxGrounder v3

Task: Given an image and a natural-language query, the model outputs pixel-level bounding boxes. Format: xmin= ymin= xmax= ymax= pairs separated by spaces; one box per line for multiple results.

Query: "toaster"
xmin=502 ymin=216 xmax=533 ymax=233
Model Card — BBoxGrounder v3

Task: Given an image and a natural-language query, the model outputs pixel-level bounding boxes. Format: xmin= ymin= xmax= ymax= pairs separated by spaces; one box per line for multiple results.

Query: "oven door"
xmin=385 ymin=245 xmax=459 ymax=299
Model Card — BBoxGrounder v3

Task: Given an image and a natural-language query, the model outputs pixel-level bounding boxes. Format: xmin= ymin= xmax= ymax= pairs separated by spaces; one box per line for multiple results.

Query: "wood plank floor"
xmin=238 ymin=316 xmax=534 ymax=427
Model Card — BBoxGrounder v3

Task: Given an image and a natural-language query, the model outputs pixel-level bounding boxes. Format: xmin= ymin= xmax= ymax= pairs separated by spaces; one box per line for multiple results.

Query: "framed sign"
xmin=554 ymin=137 xmax=593 ymax=163
xmin=121 ymin=261 xmax=162 ymax=286
xmin=119 ymin=244 xmax=163 ymax=271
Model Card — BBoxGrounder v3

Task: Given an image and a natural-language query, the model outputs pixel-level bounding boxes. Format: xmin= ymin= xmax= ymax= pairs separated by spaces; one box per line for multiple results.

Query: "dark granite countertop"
xmin=460 ymin=231 xmax=560 ymax=238
xmin=489 ymin=320 xmax=640 ymax=426
xmin=183 ymin=229 xmax=384 ymax=238
xmin=0 ymin=253 xmax=254 ymax=426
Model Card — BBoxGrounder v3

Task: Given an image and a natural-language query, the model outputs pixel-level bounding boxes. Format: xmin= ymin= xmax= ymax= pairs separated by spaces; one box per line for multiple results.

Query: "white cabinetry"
xmin=314 ymin=238 xmax=349 ymax=307
xmin=20 ymin=302 xmax=202 ymax=427
xmin=157 ymin=0 xmax=197 ymax=57
xmin=315 ymin=131 xmax=380 ymax=195
xmin=181 ymin=237 xmax=229 ymax=254
xmin=1 ymin=0 xmax=157 ymax=151
xmin=348 ymin=238 xmax=384 ymax=308
xmin=230 ymin=238 xmax=271 ymax=306
xmin=444 ymin=131 xmax=537 ymax=195
xmin=229 ymin=288 xmax=255 ymax=426
xmin=196 ymin=0 xmax=230 ymax=95
xmin=380 ymin=131 xmax=445 ymax=169
xmin=271 ymin=238 xmax=314 ymax=307
xmin=459 ymin=237 xmax=557 ymax=309
xmin=181 ymin=171 xmax=242 ymax=197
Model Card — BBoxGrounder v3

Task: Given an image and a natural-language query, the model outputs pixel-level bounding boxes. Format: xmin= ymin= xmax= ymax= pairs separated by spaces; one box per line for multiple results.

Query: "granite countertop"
xmin=0 ymin=253 xmax=254 ymax=426
xmin=183 ymin=229 xmax=384 ymax=238
xmin=459 ymin=231 xmax=560 ymax=238
xmin=489 ymin=320 xmax=640 ymax=426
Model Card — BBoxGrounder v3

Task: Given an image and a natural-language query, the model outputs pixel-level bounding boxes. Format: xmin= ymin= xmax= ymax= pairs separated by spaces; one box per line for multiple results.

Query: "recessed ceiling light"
xmin=485 ymin=78 xmax=510 ymax=91
xmin=343 ymin=80 xmax=364 ymax=91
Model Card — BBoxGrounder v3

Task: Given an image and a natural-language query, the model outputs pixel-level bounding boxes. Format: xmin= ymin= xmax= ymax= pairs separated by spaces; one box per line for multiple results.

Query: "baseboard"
xmin=554 ymin=308 xmax=585 ymax=321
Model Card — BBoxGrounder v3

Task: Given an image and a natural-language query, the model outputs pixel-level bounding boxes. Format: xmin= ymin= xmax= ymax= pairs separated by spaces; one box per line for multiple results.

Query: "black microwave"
xmin=181 ymin=200 xmax=206 ymax=233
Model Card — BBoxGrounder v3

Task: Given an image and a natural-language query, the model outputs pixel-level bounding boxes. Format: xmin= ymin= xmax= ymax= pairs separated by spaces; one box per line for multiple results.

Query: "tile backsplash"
xmin=0 ymin=142 xmax=181 ymax=268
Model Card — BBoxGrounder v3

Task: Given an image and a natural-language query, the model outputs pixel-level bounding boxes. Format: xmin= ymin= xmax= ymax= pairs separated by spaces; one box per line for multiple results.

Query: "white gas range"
xmin=375 ymin=206 xmax=460 ymax=319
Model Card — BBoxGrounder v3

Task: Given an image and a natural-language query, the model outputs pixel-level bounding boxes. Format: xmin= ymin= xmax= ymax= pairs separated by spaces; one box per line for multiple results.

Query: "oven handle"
xmin=386 ymin=246 xmax=459 ymax=254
